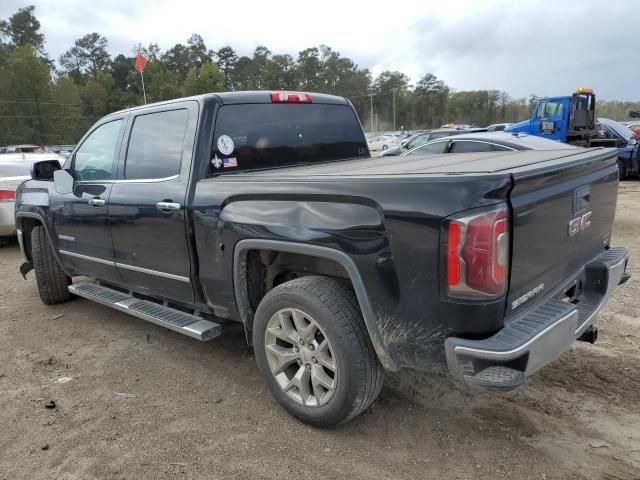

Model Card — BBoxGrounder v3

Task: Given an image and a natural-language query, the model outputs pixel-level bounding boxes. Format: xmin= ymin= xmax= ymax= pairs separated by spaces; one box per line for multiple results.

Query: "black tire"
xmin=0 ymin=237 xmax=9 ymax=248
xmin=382 ymin=144 xmax=388 ymax=151
xmin=31 ymin=225 xmax=73 ymax=304
xmin=253 ymin=276 xmax=384 ymax=427
xmin=618 ymin=160 xmax=628 ymax=180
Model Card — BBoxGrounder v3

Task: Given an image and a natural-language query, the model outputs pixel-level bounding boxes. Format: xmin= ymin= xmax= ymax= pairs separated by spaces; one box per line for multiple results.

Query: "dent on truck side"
xmin=191 ymin=193 xmax=399 ymax=369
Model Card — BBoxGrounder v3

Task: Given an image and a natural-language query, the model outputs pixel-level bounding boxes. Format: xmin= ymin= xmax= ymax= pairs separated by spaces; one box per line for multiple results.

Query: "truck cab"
xmin=506 ymin=88 xmax=596 ymax=146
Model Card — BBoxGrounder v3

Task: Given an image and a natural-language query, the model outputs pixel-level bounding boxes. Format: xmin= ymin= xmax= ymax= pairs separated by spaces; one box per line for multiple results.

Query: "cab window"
xmin=538 ymin=101 xmax=563 ymax=118
xmin=406 ymin=141 xmax=448 ymax=155
xmin=73 ymin=119 xmax=123 ymax=181
xmin=449 ymin=141 xmax=495 ymax=153
xmin=125 ymin=109 xmax=189 ymax=180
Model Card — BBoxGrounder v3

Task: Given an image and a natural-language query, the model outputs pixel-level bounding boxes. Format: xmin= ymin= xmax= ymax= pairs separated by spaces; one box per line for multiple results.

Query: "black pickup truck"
xmin=15 ymin=91 xmax=630 ymax=427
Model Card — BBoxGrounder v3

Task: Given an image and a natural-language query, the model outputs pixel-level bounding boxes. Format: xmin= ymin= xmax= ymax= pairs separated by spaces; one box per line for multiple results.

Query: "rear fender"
xmin=233 ymin=239 xmax=398 ymax=371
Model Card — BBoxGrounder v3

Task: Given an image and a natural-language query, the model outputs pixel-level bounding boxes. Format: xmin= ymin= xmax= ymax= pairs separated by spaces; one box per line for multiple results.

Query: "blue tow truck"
xmin=506 ymin=88 xmax=639 ymax=177
xmin=505 ymin=88 xmax=601 ymax=146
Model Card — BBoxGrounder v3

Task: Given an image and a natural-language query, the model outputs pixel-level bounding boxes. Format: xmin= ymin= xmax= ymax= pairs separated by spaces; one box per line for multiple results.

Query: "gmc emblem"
xmin=569 ymin=211 xmax=592 ymax=236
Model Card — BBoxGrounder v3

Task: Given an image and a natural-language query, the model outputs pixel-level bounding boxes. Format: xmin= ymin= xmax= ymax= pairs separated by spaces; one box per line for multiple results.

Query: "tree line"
xmin=1 ymin=6 xmax=638 ymax=146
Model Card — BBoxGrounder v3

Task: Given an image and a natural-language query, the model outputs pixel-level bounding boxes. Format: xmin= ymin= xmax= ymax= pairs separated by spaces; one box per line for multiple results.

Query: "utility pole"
xmin=369 ymin=92 xmax=374 ymax=134
xmin=392 ymin=88 xmax=397 ymax=133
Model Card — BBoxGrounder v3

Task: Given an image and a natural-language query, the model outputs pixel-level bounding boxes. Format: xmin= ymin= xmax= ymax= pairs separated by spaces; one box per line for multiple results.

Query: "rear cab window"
xmin=209 ymin=103 xmax=368 ymax=175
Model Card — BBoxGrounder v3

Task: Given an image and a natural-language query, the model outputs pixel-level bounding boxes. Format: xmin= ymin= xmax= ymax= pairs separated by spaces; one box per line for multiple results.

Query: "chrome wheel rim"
xmin=265 ymin=308 xmax=337 ymax=407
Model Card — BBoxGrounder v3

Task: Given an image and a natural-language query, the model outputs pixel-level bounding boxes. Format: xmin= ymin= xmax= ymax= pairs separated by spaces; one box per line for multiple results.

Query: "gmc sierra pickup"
xmin=14 ymin=91 xmax=630 ymax=427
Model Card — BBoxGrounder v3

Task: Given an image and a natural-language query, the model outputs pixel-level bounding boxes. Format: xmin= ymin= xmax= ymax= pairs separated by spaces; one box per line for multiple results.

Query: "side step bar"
xmin=68 ymin=282 xmax=222 ymax=341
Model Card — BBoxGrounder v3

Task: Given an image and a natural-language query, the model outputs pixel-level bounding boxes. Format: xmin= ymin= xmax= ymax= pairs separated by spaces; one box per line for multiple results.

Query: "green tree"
xmin=0 ymin=45 xmax=52 ymax=144
xmin=0 ymin=6 xmax=46 ymax=58
xmin=216 ymin=46 xmax=237 ymax=89
xmin=184 ymin=63 xmax=225 ymax=96
xmin=59 ymin=33 xmax=111 ymax=81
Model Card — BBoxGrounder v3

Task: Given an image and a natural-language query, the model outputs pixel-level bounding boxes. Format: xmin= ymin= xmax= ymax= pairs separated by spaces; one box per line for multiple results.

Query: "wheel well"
xmin=236 ymin=249 xmax=352 ymax=336
xmin=17 ymin=217 xmax=43 ymax=262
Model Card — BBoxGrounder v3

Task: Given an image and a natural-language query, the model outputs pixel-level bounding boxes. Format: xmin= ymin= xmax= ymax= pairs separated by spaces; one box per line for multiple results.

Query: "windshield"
xmin=599 ymin=118 xmax=636 ymax=142
xmin=209 ymin=103 xmax=368 ymax=175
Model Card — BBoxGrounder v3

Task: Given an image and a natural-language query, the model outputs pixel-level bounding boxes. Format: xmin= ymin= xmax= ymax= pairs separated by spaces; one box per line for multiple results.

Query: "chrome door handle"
xmin=88 ymin=198 xmax=106 ymax=206
xmin=156 ymin=201 xmax=181 ymax=211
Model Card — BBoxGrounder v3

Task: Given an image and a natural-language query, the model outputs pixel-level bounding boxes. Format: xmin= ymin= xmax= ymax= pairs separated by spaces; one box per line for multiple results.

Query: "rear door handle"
xmin=156 ymin=201 xmax=181 ymax=211
xmin=88 ymin=197 xmax=106 ymax=207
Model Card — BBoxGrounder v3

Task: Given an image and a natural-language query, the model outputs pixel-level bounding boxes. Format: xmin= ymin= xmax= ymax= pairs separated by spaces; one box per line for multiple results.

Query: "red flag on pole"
xmin=135 ymin=51 xmax=147 ymax=73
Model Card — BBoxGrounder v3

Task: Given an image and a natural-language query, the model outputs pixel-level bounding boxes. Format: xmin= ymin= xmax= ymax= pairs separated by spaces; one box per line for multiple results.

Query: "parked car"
xmin=402 ymin=131 xmax=578 ymax=156
xmin=595 ymin=118 xmax=639 ymax=179
xmin=1 ymin=144 xmax=44 ymax=154
xmin=367 ymin=134 xmax=400 ymax=152
xmin=1 ymin=154 xmax=62 ymax=246
xmin=15 ymin=91 xmax=629 ymax=427
xmin=486 ymin=123 xmax=514 ymax=132
xmin=402 ymin=128 xmax=486 ymax=152
xmin=623 ymin=122 xmax=640 ymax=136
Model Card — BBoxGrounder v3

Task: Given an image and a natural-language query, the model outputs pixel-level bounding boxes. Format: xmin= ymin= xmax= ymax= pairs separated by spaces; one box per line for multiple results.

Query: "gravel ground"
xmin=0 ymin=182 xmax=639 ymax=480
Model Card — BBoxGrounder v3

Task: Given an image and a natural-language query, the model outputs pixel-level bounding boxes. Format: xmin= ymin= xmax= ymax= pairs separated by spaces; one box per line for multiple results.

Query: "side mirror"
xmin=53 ymin=169 xmax=74 ymax=194
xmin=31 ymin=159 xmax=61 ymax=180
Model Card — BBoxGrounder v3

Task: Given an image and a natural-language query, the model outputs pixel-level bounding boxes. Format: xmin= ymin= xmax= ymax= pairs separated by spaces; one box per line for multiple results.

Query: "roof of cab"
xmin=105 ymin=91 xmax=350 ymax=118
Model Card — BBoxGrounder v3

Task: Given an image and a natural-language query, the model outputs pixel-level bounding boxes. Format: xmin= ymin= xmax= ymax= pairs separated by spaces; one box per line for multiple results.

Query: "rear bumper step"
xmin=445 ymin=246 xmax=629 ymax=391
xmin=68 ymin=282 xmax=222 ymax=341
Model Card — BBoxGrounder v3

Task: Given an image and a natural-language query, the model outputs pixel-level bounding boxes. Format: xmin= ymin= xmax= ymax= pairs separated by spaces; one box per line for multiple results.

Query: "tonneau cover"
xmin=238 ymin=148 xmax=616 ymax=177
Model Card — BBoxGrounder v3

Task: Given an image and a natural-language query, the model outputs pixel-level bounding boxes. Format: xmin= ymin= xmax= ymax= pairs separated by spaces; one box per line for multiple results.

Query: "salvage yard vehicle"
xmin=402 ymin=131 xmax=578 ymax=156
xmin=595 ymin=118 xmax=639 ymax=179
xmin=505 ymin=87 xmax=624 ymax=150
xmin=0 ymin=154 xmax=62 ymax=247
xmin=14 ymin=91 xmax=630 ymax=427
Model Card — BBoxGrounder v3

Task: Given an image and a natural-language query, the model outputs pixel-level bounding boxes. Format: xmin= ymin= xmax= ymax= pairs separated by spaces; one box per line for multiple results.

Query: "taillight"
xmin=445 ymin=205 xmax=509 ymax=298
xmin=0 ymin=189 xmax=15 ymax=202
xmin=270 ymin=91 xmax=312 ymax=103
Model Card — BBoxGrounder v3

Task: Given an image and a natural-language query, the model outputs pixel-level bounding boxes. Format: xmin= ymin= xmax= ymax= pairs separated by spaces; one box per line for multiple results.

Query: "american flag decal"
xmin=223 ymin=157 xmax=237 ymax=168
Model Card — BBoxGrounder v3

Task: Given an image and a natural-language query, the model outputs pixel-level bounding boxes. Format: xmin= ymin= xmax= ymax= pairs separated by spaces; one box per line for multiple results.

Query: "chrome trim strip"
xmin=59 ymin=249 xmax=116 ymax=266
xmin=113 ymin=175 xmax=179 ymax=184
xmin=115 ymin=261 xmax=191 ymax=283
xmin=75 ymin=175 xmax=179 ymax=185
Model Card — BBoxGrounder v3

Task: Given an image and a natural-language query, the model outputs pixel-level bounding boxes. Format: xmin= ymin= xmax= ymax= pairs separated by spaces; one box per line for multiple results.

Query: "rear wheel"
xmin=253 ymin=276 xmax=384 ymax=427
xmin=31 ymin=225 xmax=73 ymax=304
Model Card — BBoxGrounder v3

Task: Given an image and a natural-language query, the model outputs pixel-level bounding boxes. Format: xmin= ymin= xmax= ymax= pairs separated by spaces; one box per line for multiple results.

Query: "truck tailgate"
xmin=507 ymin=149 xmax=619 ymax=316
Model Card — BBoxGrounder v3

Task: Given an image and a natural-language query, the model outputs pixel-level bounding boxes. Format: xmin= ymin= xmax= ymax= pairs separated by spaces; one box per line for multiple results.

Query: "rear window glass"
xmin=125 ymin=109 xmax=188 ymax=180
xmin=450 ymin=141 xmax=496 ymax=153
xmin=209 ymin=104 xmax=368 ymax=174
xmin=0 ymin=162 xmax=33 ymax=177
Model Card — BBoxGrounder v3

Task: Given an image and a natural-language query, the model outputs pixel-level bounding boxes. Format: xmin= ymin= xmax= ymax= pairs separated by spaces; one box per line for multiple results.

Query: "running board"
xmin=68 ymin=282 xmax=222 ymax=341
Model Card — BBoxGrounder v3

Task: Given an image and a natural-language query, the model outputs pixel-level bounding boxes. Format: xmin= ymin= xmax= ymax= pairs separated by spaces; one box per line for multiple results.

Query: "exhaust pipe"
xmin=578 ymin=326 xmax=598 ymax=344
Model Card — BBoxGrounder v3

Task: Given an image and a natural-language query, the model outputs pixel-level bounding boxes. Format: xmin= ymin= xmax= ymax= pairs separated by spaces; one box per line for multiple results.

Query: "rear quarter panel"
xmin=192 ymin=174 xmax=511 ymax=370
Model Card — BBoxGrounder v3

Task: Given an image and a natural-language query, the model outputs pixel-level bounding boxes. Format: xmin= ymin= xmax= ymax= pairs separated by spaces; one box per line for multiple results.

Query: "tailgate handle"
xmin=573 ymin=185 xmax=591 ymax=213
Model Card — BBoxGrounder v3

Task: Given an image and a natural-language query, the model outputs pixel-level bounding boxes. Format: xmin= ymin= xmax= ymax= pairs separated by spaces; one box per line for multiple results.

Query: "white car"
xmin=367 ymin=135 xmax=400 ymax=153
xmin=0 ymin=154 xmax=63 ymax=246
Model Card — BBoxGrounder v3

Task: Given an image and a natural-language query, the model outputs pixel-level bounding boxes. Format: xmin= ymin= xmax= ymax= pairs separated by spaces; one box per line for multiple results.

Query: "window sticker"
xmin=223 ymin=157 xmax=237 ymax=168
xmin=211 ymin=154 xmax=223 ymax=169
xmin=217 ymin=135 xmax=235 ymax=155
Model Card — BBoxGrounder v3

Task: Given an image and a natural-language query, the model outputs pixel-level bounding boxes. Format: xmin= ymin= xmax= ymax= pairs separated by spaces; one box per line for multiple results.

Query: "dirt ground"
xmin=1 ymin=183 xmax=639 ymax=480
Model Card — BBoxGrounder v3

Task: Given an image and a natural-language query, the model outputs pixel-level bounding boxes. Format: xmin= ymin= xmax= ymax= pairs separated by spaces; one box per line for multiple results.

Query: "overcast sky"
xmin=1 ymin=0 xmax=636 ymax=101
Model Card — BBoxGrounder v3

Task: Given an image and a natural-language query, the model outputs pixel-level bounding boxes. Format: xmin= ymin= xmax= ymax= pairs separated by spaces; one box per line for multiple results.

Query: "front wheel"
xmin=382 ymin=144 xmax=388 ymax=151
xmin=31 ymin=225 xmax=73 ymax=304
xmin=253 ymin=276 xmax=384 ymax=427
